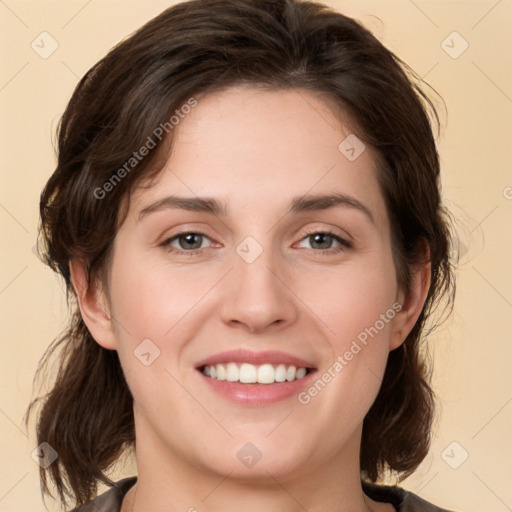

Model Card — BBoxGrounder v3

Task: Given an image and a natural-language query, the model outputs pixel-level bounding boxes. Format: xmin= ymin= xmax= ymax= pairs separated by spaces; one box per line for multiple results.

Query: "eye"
xmin=296 ymin=231 xmax=350 ymax=251
xmin=162 ymin=232 xmax=213 ymax=252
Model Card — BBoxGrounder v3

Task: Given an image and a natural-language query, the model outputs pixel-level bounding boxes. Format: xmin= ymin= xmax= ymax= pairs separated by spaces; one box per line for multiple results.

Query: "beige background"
xmin=1 ymin=0 xmax=511 ymax=510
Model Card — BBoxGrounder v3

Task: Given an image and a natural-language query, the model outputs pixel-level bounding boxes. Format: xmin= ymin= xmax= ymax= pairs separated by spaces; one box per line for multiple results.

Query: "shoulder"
xmin=69 ymin=477 xmax=456 ymax=512
xmin=69 ymin=477 xmax=137 ymax=512
xmin=362 ymin=480 xmax=456 ymax=512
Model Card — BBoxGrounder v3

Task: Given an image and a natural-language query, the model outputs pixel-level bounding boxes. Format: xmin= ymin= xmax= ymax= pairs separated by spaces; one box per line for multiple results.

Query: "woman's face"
xmin=97 ymin=86 xmax=412 ymax=481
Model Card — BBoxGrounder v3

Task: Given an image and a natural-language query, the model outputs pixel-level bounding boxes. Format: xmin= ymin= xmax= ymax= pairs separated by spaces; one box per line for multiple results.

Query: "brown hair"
xmin=27 ymin=0 xmax=454 ymax=507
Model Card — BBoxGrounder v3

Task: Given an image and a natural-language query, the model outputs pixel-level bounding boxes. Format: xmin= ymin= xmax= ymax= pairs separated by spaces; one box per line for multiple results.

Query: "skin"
xmin=71 ymin=86 xmax=430 ymax=512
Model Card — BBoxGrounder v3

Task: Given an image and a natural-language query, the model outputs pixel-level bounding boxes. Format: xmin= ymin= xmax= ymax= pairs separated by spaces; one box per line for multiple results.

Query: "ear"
xmin=69 ymin=258 xmax=117 ymax=350
xmin=390 ymin=243 xmax=431 ymax=351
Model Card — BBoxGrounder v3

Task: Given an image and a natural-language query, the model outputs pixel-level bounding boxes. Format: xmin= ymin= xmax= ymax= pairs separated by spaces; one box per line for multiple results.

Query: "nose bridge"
xmin=220 ymin=239 xmax=297 ymax=332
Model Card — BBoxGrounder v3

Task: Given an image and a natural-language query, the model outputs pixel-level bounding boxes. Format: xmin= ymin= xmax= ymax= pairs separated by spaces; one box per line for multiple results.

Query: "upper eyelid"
xmin=159 ymin=226 xmax=215 ymax=243
xmin=295 ymin=231 xmax=351 ymax=248
xmin=152 ymin=214 xmax=355 ymax=240
xmin=297 ymin=226 xmax=353 ymax=243
xmin=162 ymin=231 xmax=214 ymax=245
xmin=162 ymin=229 xmax=351 ymax=250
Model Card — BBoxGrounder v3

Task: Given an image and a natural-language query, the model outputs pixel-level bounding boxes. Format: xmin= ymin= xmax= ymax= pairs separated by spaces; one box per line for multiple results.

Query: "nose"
xmin=220 ymin=249 xmax=298 ymax=334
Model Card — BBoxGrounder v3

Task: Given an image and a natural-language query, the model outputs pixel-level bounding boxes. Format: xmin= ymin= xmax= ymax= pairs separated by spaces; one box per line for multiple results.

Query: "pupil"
xmin=180 ymin=234 xmax=202 ymax=250
xmin=311 ymin=233 xmax=332 ymax=249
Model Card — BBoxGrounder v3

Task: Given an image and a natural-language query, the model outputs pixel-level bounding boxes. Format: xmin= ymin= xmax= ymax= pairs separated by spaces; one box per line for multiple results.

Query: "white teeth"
xmin=226 ymin=362 xmax=239 ymax=382
xmin=286 ymin=365 xmax=296 ymax=381
xmin=275 ymin=364 xmax=287 ymax=382
xmin=257 ymin=364 xmax=275 ymax=384
xmin=296 ymin=367 xmax=307 ymax=379
xmin=216 ymin=364 xmax=226 ymax=381
xmin=239 ymin=363 xmax=257 ymax=383
xmin=201 ymin=362 xmax=309 ymax=384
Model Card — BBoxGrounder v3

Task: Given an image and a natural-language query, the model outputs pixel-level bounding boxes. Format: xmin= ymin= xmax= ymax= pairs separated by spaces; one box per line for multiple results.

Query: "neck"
xmin=122 ymin=418 xmax=389 ymax=512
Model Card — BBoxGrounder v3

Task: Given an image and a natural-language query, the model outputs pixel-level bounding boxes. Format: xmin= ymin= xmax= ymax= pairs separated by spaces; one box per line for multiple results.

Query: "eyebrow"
xmin=138 ymin=193 xmax=374 ymax=225
xmin=138 ymin=196 xmax=226 ymax=221
xmin=289 ymin=193 xmax=375 ymax=225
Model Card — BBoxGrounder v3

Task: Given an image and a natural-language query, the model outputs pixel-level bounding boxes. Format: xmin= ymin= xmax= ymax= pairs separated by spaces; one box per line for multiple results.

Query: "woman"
xmin=27 ymin=0 xmax=456 ymax=510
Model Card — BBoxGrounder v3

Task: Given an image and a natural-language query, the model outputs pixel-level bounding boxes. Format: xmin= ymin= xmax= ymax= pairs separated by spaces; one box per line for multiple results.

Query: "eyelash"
xmin=160 ymin=230 xmax=352 ymax=255
xmin=161 ymin=232 xmax=215 ymax=256
xmin=160 ymin=230 xmax=352 ymax=256
xmin=296 ymin=229 xmax=352 ymax=253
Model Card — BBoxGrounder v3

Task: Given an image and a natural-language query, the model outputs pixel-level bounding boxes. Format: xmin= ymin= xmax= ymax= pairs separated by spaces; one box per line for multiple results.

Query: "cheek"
xmin=299 ymin=253 xmax=398 ymax=346
xmin=295 ymin=253 xmax=398 ymax=409
xmin=108 ymin=251 xmax=221 ymax=344
xmin=105 ymin=252 xmax=226 ymax=402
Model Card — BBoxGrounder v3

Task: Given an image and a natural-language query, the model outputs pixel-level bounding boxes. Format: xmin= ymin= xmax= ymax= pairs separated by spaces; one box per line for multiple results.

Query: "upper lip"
xmin=195 ymin=349 xmax=316 ymax=369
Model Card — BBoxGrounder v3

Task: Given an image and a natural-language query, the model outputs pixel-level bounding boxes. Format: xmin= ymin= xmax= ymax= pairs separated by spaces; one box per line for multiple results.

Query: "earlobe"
xmin=69 ymin=258 xmax=117 ymax=350
xmin=390 ymin=249 xmax=431 ymax=351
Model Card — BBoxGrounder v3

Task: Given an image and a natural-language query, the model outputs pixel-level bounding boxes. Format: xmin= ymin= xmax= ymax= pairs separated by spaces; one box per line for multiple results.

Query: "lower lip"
xmin=198 ymin=371 xmax=316 ymax=406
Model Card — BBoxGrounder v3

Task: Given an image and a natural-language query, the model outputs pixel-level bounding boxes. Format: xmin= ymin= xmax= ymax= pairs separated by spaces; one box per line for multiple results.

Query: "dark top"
xmin=70 ymin=477 xmax=455 ymax=511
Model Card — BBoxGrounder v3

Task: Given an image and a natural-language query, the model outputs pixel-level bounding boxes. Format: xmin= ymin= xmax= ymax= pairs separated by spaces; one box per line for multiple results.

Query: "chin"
xmin=192 ymin=431 xmax=318 ymax=482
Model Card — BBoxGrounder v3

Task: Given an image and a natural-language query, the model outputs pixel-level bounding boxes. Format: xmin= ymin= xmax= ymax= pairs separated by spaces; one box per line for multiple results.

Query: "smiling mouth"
xmin=199 ymin=362 xmax=313 ymax=384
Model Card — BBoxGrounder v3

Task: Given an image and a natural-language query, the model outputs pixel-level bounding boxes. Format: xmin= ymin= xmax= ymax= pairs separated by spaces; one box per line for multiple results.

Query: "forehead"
xmin=128 ymin=85 xmax=386 ymax=225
